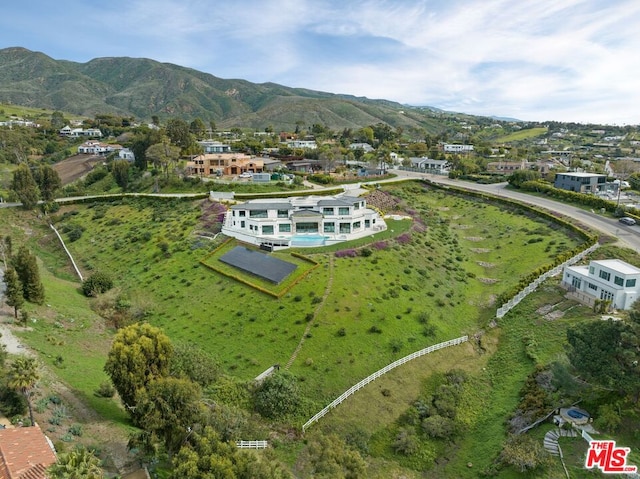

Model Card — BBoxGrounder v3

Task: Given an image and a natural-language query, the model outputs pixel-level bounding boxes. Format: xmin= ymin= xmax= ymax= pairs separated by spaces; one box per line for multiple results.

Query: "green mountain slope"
xmin=0 ymin=46 xmax=462 ymax=132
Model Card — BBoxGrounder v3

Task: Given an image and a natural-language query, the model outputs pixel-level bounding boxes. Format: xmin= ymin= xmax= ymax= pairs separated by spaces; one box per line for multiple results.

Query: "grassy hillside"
xmin=0 ymin=181 xmax=600 ymax=476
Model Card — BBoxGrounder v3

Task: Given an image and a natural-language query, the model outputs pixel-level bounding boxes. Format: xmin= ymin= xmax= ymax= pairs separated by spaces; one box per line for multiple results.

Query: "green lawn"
xmin=495 ymin=127 xmax=548 ymax=143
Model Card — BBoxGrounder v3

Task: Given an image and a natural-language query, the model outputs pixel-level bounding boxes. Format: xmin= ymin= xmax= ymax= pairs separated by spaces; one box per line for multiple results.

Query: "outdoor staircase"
xmin=544 ymin=428 xmax=578 ymax=456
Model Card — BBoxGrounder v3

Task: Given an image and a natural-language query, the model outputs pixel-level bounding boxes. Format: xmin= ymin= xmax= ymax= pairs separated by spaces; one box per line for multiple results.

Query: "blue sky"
xmin=2 ymin=0 xmax=639 ymax=125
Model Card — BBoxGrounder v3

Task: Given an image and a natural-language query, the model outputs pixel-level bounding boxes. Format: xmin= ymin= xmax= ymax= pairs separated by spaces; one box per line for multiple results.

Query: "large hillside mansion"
xmin=221 ymin=194 xmax=387 ymax=249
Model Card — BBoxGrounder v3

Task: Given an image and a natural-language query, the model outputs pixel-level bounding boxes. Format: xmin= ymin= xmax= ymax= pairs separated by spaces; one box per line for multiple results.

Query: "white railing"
xmin=302 ymin=335 xmax=468 ymax=432
xmin=496 ymin=243 xmax=599 ymax=319
xmin=236 ymin=440 xmax=268 ymax=449
xmin=49 ymin=223 xmax=83 ymax=281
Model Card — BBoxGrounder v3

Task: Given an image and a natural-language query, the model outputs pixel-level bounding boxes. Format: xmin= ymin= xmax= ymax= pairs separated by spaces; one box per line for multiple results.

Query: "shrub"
xmin=94 ymin=381 xmax=116 ymax=398
xmin=82 ymin=272 xmax=114 ymax=297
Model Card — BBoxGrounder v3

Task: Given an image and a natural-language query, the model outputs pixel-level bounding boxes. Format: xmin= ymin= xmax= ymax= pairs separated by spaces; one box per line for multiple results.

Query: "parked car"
xmin=619 ymin=217 xmax=636 ymax=226
xmin=238 ymin=172 xmax=253 ymax=178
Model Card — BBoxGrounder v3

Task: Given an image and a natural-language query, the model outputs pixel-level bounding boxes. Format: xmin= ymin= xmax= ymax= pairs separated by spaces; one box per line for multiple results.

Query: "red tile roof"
xmin=0 ymin=425 xmax=57 ymax=479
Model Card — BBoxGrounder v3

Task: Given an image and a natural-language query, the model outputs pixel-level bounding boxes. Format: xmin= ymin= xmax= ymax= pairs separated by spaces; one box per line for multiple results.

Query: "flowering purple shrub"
xmin=200 ymin=201 xmax=227 ymax=233
xmin=334 ymin=249 xmax=358 ymax=258
xmin=396 ymin=233 xmax=412 ymax=245
xmin=373 ymin=241 xmax=388 ymax=250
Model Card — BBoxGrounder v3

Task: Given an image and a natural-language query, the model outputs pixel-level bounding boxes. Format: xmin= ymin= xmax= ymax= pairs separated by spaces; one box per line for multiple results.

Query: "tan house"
xmin=186 ymin=153 xmax=264 ymax=177
xmin=0 ymin=424 xmax=57 ymax=479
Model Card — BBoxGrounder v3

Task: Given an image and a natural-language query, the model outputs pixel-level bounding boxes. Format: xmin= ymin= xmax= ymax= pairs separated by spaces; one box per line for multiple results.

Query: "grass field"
xmin=0 ymin=180 xmax=598 ymax=475
xmin=495 ymin=127 xmax=548 ymax=143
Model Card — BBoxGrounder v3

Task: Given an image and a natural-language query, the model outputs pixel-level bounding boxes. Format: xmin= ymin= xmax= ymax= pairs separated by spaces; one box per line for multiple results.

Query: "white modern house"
xmin=221 ymin=194 xmax=386 ymax=249
xmin=562 ymin=259 xmax=640 ymax=310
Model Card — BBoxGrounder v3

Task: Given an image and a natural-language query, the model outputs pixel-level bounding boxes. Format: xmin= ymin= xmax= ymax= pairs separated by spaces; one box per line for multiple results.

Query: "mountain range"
xmin=0 ymin=46 xmax=479 ymax=132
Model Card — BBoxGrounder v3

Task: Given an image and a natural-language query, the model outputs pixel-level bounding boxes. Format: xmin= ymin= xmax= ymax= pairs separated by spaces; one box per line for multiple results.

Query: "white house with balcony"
xmin=221 ymin=194 xmax=386 ymax=249
xmin=562 ymin=259 xmax=640 ymax=310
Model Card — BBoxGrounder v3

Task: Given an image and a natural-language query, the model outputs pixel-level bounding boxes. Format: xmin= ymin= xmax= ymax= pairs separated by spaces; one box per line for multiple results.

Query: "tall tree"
xmin=170 ymin=426 xmax=292 ymax=479
xmin=7 ymin=356 xmax=39 ymax=426
xmin=146 ymin=141 xmax=181 ymax=179
xmin=10 ymin=164 xmax=40 ymax=209
xmin=12 ymin=246 xmax=44 ymax=304
xmin=189 ymin=118 xmax=206 ymax=138
xmin=50 ymin=111 xmax=66 ymax=130
xmin=104 ymin=323 xmax=173 ymax=423
xmin=135 ymin=377 xmax=204 ymax=457
xmin=165 ymin=118 xmax=195 ymax=151
xmin=567 ymin=318 xmax=640 ymax=400
xmin=47 ymin=446 xmax=104 ymax=479
xmin=3 ymin=267 xmax=24 ymax=318
xmin=33 ymin=164 xmax=61 ymax=201
xmin=130 ymin=127 xmax=164 ymax=171
xmin=111 ymin=160 xmax=130 ymax=189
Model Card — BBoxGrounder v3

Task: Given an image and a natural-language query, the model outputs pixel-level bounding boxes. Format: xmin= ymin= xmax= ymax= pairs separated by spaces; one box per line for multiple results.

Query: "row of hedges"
xmin=520 ymin=179 xmax=640 ymax=219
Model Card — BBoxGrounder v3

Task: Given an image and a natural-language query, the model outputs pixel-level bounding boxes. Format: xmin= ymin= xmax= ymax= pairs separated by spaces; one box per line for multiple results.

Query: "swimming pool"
xmin=290 ymin=235 xmax=327 ymax=247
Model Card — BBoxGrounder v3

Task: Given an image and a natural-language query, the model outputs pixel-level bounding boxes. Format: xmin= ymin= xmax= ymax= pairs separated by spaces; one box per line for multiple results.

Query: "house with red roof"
xmin=0 ymin=425 xmax=57 ymax=479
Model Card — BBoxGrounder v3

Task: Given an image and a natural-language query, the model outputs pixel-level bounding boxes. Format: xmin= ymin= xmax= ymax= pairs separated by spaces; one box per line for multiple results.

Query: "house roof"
xmin=592 ymin=259 xmax=640 ymax=275
xmin=0 ymin=425 xmax=57 ymax=479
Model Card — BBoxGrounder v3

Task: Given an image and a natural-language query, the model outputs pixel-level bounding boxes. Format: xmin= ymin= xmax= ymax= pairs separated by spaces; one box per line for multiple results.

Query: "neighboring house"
xmin=286 ymin=140 xmax=317 ymax=150
xmin=562 ymin=259 xmax=640 ymax=310
xmin=554 ymin=172 xmax=607 ymax=193
xmin=409 ymin=157 xmax=449 ymax=173
xmin=443 ymin=144 xmax=474 ymax=153
xmin=286 ymin=160 xmax=319 ymax=173
xmin=186 ymin=153 xmax=263 ymax=177
xmin=118 ymin=148 xmax=136 ymax=161
xmin=349 ymin=142 xmax=374 ymax=152
xmin=486 ymin=161 xmax=530 ymax=173
xmin=198 ymin=140 xmax=231 ymax=153
xmin=0 ymin=424 xmax=57 ymax=479
xmin=221 ymin=194 xmax=387 ymax=249
xmin=59 ymin=126 xmax=102 ymax=137
xmin=77 ymin=141 xmax=123 ymax=155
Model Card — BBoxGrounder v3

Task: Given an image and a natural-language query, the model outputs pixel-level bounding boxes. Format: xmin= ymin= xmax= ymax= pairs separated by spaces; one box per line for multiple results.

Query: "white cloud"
xmin=1 ymin=0 xmax=640 ymax=123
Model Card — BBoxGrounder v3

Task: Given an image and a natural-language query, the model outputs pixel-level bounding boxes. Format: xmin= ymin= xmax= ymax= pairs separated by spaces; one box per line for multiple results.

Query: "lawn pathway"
xmin=285 ymin=255 xmax=334 ymax=369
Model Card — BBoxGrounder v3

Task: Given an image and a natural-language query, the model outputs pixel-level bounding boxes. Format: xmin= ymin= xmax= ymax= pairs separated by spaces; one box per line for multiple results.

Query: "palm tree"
xmin=47 ymin=447 xmax=104 ymax=479
xmin=7 ymin=356 xmax=39 ymax=426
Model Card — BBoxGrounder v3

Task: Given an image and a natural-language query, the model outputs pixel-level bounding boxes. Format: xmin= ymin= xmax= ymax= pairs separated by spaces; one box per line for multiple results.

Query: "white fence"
xmin=236 ymin=440 xmax=268 ymax=449
xmin=302 ymin=335 xmax=469 ymax=432
xmin=496 ymin=243 xmax=599 ymax=319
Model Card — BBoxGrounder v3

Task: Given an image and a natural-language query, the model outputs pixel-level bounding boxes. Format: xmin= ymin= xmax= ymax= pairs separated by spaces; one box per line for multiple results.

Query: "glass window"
xmin=626 ymin=278 xmax=637 ymax=287
xmin=599 ymin=270 xmax=611 ymax=281
xmin=277 ymin=210 xmax=288 ymax=218
xmin=240 ymin=221 xmax=245 ymax=228
xmin=323 ymin=207 xmax=334 ymax=215
xmin=296 ymin=222 xmax=319 ymax=233
xmin=279 ymin=224 xmax=291 ymax=233
xmin=338 ymin=207 xmax=350 ymax=215
xmin=239 ymin=210 xmax=246 ymax=217
xmin=339 ymin=223 xmax=351 ymax=233
xmin=323 ymin=222 xmax=335 ymax=233
xmin=589 ymin=266 xmax=594 ymax=275
xmin=249 ymin=210 xmax=268 ymax=218
xmin=262 ymin=225 xmax=274 ymax=234
xmin=365 ymin=219 xmax=370 ymax=228
xmin=353 ymin=221 xmax=361 ymax=229
xmin=614 ymin=276 xmax=624 ymax=286
xmin=588 ymin=282 xmax=598 ymax=290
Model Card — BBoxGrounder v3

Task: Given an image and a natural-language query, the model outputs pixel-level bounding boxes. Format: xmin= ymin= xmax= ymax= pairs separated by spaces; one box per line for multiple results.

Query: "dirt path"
xmin=285 ymin=256 xmax=334 ymax=369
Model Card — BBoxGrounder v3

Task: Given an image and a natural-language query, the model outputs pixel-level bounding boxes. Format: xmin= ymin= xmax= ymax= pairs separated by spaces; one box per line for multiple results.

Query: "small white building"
xmin=286 ymin=140 xmax=318 ymax=150
xmin=562 ymin=259 xmax=640 ymax=310
xmin=443 ymin=144 xmax=474 ymax=153
xmin=221 ymin=194 xmax=386 ymax=249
